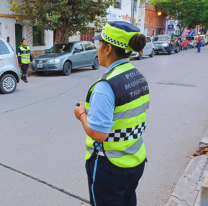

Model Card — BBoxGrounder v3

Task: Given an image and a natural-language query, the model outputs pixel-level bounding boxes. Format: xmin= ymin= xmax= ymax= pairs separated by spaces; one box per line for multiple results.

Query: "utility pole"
xmin=131 ymin=0 xmax=134 ymax=25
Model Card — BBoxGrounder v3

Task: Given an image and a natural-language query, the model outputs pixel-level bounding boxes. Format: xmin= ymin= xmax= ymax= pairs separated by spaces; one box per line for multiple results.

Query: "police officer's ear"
xmin=105 ymin=44 xmax=113 ymax=57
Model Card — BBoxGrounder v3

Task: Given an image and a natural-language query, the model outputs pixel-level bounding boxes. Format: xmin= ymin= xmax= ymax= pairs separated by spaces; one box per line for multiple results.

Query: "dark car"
xmin=153 ymin=35 xmax=180 ymax=55
xmin=31 ymin=41 xmax=99 ymax=76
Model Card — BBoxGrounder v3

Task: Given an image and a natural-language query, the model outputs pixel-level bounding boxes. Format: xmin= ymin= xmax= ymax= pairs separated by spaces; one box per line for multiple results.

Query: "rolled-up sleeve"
xmin=87 ymin=81 xmax=115 ymax=134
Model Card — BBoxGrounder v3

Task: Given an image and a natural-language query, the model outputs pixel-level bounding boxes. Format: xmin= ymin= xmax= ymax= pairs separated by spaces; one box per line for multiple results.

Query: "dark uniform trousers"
xmin=86 ymin=155 xmax=145 ymax=206
xmin=21 ymin=64 xmax=29 ymax=75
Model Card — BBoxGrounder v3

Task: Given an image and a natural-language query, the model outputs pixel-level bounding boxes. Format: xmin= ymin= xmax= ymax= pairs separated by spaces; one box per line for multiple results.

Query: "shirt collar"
xmin=105 ymin=58 xmax=129 ymax=74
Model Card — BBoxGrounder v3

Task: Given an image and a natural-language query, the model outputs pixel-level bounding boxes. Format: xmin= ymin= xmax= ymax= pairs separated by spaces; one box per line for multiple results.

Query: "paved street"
xmin=1 ymin=46 xmax=208 ymax=206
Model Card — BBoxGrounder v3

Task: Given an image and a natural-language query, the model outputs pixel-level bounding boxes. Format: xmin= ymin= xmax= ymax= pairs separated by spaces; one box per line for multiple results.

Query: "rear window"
xmin=0 ymin=40 xmax=10 ymax=54
xmin=153 ymin=36 xmax=170 ymax=41
xmin=91 ymin=43 xmax=97 ymax=49
xmin=186 ymin=36 xmax=194 ymax=40
xmin=83 ymin=43 xmax=93 ymax=51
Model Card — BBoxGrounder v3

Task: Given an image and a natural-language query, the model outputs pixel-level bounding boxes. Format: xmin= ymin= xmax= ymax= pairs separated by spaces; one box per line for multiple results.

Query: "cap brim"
xmin=92 ymin=34 xmax=103 ymax=40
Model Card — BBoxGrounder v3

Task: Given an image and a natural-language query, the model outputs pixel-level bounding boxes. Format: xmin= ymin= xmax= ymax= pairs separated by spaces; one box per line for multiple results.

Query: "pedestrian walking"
xmin=74 ymin=21 xmax=149 ymax=206
xmin=196 ymin=32 xmax=202 ymax=53
xmin=17 ymin=38 xmax=33 ymax=83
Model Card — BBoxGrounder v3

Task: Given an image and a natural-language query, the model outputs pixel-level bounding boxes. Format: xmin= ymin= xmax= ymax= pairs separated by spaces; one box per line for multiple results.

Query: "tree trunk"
xmin=54 ymin=27 xmax=69 ymax=44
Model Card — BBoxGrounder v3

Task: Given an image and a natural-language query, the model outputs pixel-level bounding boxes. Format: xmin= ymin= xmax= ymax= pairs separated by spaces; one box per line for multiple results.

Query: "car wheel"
xmin=168 ymin=46 xmax=172 ymax=55
xmin=0 ymin=74 xmax=17 ymax=94
xmin=137 ymin=54 xmax=143 ymax=60
xmin=92 ymin=57 xmax=100 ymax=70
xmin=175 ymin=46 xmax=179 ymax=53
xmin=149 ymin=49 xmax=154 ymax=57
xmin=62 ymin=62 xmax=72 ymax=76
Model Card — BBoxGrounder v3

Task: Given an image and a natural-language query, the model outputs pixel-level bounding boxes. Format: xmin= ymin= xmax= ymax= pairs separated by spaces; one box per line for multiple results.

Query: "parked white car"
xmin=0 ymin=38 xmax=20 ymax=94
xmin=131 ymin=36 xmax=154 ymax=60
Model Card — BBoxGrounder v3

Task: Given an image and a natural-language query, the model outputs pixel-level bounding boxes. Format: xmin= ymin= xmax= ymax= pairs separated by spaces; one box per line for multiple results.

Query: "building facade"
xmin=166 ymin=19 xmax=180 ymax=35
xmin=144 ymin=4 xmax=167 ymax=37
xmin=0 ymin=1 xmax=53 ymax=58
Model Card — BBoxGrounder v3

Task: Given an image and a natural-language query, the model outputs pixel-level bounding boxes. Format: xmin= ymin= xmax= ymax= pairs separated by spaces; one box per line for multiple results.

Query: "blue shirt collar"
xmin=105 ymin=58 xmax=129 ymax=74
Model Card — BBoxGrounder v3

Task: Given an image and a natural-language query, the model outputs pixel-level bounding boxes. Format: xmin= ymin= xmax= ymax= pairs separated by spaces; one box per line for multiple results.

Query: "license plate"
xmin=37 ymin=64 xmax=43 ymax=68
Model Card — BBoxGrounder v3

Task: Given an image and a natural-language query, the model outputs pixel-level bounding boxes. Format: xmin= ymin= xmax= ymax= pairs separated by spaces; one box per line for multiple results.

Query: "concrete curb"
xmin=166 ymin=137 xmax=208 ymax=206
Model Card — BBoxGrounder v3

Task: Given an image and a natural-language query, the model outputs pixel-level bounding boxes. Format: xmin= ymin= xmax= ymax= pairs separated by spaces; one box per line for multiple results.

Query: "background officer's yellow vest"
xmin=85 ymin=62 xmax=149 ymax=168
xmin=19 ymin=45 xmax=31 ymax=64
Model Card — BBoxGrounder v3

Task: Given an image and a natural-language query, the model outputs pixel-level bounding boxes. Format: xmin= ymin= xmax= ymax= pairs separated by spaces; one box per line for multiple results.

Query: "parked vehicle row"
xmin=1 ymin=33 xmax=207 ymax=94
xmin=185 ymin=35 xmax=207 ymax=48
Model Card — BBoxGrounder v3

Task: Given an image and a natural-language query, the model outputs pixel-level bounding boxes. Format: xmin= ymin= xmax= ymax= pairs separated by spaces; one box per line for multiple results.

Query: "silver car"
xmin=32 ymin=41 xmax=99 ymax=76
xmin=131 ymin=36 xmax=154 ymax=60
xmin=0 ymin=38 xmax=21 ymax=94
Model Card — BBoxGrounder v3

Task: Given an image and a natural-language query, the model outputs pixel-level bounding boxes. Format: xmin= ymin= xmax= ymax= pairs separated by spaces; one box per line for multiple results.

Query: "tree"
xmin=148 ymin=0 xmax=208 ymax=35
xmin=8 ymin=0 xmax=114 ymax=44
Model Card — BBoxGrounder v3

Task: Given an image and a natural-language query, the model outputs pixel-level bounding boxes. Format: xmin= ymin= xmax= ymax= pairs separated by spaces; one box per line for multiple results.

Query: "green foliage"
xmin=8 ymin=0 xmax=114 ymax=42
xmin=148 ymin=0 xmax=208 ymax=34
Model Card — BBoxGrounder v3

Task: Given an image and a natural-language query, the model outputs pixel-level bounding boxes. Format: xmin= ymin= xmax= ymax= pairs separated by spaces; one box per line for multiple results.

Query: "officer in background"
xmin=74 ymin=21 xmax=149 ymax=206
xmin=196 ymin=32 xmax=202 ymax=53
xmin=17 ymin=38 xmax=33 ymax=83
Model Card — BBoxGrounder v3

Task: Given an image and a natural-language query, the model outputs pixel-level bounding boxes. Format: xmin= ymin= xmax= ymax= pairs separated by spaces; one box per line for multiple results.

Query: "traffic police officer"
xmin=17 ymin=38 xmax=33 ymax=83
xmin=196 ymin=32 xmax=202 ymax=53
xmin=74 ymin=21 xmax=149 ymax=206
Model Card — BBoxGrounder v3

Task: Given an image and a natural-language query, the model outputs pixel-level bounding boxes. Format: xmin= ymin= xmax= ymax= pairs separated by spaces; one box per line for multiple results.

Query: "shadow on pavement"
xmin=29 ymin=67 xmax=94 ymax=77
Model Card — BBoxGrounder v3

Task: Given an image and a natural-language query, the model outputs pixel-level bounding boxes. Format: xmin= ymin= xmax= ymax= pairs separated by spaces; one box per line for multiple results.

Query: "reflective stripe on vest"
xmin=85 ymin=62 xmax=149 ymax=168
xmin=19 ymin=45 xmax=31 ymax=64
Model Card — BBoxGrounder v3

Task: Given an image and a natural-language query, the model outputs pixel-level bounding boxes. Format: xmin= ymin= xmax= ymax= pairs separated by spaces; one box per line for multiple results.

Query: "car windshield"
xmin=153 ymin=36 xmax=170 ymax=41
xmin=186 ymin=37 xmax=194 ymax=40
xmin=48 ymin=43 xmax=73 ymax=53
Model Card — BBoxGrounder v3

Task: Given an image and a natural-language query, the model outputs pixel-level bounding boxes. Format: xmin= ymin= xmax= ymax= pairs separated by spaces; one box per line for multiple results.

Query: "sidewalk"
xmin=166 ymin=137 xmax=208 ymax=206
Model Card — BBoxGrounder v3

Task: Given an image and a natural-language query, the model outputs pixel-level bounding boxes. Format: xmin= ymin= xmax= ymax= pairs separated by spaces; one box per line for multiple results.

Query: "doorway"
xmin=15 ymin=24 xmax=22 ymax=52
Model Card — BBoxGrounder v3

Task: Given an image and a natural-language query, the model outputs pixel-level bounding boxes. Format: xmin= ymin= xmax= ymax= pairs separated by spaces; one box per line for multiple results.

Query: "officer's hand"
xmin=74 ymin=101 xmax=86 ymax=120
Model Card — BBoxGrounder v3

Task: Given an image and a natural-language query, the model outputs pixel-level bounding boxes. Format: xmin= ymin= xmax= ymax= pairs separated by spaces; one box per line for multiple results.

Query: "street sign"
xmin=188 ymin=30 xmax=195 ymax=36
xmin=168 ymin=24 xmax=174 ymax=30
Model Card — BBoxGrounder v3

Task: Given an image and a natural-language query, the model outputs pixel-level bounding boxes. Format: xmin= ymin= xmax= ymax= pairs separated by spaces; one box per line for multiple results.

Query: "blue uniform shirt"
xmin=87 ymin=58 xmax=129 ymax=134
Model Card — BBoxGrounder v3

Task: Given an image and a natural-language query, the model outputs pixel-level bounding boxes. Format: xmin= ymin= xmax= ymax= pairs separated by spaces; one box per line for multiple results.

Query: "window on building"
xmin=0 ymin=40 xmax=10 ymax=54
xmin=156 ymin=28 xmax=164 ymax=35
xmin=33 ymin=27 xmax=44 ymax=46
xmin=114 ymin=0 xmax=122 ymax=9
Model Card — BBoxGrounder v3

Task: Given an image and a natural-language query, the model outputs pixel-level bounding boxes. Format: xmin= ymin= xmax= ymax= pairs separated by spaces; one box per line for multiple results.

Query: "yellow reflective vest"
xmin=18 ymin=45 xmax=31 ymax=64
xmin=85 ymin=62 xmax=149 ymax=168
